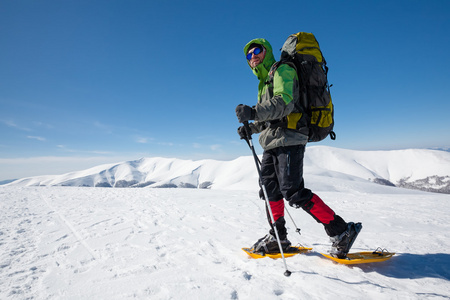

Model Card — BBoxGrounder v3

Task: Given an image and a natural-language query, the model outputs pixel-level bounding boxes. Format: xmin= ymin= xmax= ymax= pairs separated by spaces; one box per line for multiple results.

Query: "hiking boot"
xmin=250 ymin=234 xmax=291 ymax=255
xmin=330 ymin=222 xmax=362 ymax=259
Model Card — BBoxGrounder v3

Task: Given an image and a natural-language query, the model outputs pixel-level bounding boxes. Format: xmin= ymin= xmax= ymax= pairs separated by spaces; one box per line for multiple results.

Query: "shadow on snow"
xmin=358 ymin=253 xmax=450 ymax=281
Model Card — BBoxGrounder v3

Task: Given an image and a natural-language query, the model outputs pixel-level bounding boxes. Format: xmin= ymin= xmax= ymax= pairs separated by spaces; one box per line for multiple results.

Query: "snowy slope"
xmin=7 ymin=147 xmax=450 ymax=194
xmin=7 ymin=156 xmax=260 ymax=190
xmin=1 ymin=183 xmax=449 ymax=299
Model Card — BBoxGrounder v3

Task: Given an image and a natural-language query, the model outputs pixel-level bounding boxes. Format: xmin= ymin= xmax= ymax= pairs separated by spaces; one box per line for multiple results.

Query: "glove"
xmin=235 ymin=104 xmax=255 ymax=123
xmin=237 ymin=125 xmax=252 ymax=140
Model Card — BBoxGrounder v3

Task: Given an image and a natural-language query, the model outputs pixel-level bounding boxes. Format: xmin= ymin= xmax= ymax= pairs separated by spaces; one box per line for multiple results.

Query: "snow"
xmin=1 ymin=163 xmax=450 ymax=299
xmin=7 ymin=147 xmax=450 ymax=191
xmin=1 ymin=147 xmax=450 ymax=299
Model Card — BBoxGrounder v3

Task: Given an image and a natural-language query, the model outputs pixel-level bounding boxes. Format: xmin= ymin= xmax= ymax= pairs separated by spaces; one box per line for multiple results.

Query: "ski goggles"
xmin=246 ymin=47 xmax=263 ymax=60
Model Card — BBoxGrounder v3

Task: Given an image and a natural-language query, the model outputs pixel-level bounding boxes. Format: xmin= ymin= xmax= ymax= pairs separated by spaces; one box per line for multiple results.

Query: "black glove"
xmin=237 ymin=125 xmax=252 ymax=140
xmin=235 ymin=104 xmax=255 ymax=123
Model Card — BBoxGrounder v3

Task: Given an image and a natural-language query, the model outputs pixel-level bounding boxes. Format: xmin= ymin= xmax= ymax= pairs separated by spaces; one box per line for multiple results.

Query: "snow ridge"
xmin=7 ymin=146 xmax=450 ymax=193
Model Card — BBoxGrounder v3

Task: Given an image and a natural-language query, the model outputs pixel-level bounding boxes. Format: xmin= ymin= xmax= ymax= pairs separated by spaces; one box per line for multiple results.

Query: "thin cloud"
xmin=27 ymin=136 xmax=46 ymax=142
xmin=136 ymin=136 xmax=154 ymax=144
xmin=1 ymin=119 xmax=31 ymax=131
xmin=192 ymin=143 xmax=223 ymax=151
xmin=136 ymin=137 xmax=149 ymax=144
xmin=33 ymin=121 xmax=53 ymax=129
xmin=158 ymin=142 xmax=175 ymax=146
xmin=93 ymin=121 xmax=113 ymax=134
xmin=57 ymin=145 xmax=113 ymax=155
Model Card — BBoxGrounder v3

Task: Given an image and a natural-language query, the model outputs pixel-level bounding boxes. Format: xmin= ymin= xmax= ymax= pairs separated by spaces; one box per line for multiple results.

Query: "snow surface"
xmin=1 ymin=168 xmax=450 ymax=299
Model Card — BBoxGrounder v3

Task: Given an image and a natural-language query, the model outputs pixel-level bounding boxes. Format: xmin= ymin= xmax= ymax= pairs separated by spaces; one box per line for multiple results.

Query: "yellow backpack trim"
xmin=294 ymin=32 xmax=323 ymax=63
xmin=287 ymin=112 xmax=302 ymax=129
xmin=311 ymin=97 xmax=333 ymax=128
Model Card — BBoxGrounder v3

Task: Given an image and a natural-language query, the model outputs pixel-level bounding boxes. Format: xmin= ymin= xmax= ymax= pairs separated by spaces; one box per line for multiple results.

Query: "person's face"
xmin=247 ymin=46 xmax=265 ymax=68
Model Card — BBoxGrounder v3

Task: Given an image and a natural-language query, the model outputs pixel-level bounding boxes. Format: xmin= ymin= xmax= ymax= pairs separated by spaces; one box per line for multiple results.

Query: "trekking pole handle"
xmin=243 ymin=121 xmax=253 ymax=141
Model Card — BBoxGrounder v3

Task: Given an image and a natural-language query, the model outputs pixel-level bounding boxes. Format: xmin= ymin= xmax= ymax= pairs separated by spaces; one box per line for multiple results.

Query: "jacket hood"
xmin=244 ymin=38 xmax=276 ymax=80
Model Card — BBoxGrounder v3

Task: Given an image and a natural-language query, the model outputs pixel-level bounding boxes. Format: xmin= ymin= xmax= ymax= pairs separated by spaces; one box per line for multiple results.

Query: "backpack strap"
xmin=265 ymin=61 xmax=282 ymax=85
xmin=265 ymin=60 xmax=297 ymax=84
xmin=264 ymin=61 xmax=305 ymax=131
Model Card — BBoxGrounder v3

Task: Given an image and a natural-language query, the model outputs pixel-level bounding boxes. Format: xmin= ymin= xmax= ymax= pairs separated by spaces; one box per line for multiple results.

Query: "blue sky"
xmin=1 ymin=0 xmax=449 ymax=180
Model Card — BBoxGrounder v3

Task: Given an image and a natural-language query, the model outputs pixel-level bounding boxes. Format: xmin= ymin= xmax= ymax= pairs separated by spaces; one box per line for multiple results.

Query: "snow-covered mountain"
xmin=0 ymin=179 xmax=16 ymax=185
xmin=7 ymin=146 xmax=450 ymax=193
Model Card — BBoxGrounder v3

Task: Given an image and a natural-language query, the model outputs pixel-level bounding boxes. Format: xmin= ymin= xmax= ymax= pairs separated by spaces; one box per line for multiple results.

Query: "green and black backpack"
xmin=269 ymin=32 xmax=336 ymax=142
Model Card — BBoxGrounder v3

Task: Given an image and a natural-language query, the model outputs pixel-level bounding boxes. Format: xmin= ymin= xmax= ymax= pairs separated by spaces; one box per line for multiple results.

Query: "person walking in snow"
xmin=235 ymin=38 xmax=361 ymax=258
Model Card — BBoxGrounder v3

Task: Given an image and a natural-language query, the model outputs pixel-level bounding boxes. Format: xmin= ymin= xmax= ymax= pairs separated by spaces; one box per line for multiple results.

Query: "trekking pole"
xmin=284 ymin=206 xmax=302 ymax=237
xmin=242 ymin=121 xmax=291 ymax=277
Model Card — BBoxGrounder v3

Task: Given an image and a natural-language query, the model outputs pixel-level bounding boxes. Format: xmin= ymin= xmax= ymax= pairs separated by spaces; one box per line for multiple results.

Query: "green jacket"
xmin=244 ymin=38 xmax=308 ymax=150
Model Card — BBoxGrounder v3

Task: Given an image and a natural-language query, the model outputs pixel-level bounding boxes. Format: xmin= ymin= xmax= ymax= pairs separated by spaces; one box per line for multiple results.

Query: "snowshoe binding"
xmin=330 ymin=222 xmax=362 ymax=259
xmin=250 ymin=234 xmax=291 ymax=255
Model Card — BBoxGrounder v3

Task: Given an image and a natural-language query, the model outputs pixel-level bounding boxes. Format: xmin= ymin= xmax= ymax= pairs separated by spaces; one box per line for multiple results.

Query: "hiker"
xmin=235 ymin=38 xmax=360 ymax=258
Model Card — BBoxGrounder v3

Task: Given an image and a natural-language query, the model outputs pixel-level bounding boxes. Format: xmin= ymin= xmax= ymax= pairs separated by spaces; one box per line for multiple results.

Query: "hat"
xmin=247 ymin=43 xmax=264 ymax=54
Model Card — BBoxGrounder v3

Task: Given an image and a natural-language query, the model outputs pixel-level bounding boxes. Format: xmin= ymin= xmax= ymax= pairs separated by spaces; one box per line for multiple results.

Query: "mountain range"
xmin=7 ymin=146 xmax=450 ymax=194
